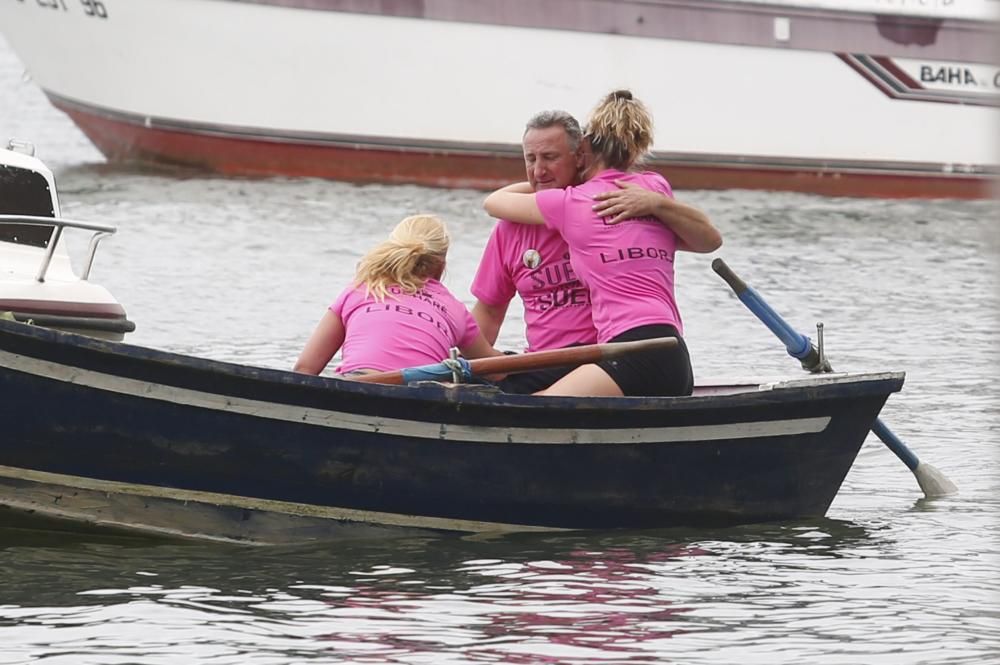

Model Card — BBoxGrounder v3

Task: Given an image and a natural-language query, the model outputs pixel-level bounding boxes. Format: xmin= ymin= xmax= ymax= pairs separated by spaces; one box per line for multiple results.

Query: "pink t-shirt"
xmin=471 ymin=221 xmax=598 ymax=352
xmin=331 ymin=278 xmax=481 ymax=374
xmin=536 ymin=169 xmax=683 ymax=343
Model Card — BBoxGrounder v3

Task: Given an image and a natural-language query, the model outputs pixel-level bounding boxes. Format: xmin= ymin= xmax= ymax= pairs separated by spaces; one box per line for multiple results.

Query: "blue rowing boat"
xmin=0 ymin=318 xmax=904 ymax=544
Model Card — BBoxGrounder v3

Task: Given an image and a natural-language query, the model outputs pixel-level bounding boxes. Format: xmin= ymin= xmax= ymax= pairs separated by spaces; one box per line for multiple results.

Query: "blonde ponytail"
xmin=585 ymin=89 xmax=654 ymax=170
xmin=354 ymin=214 xmax=449 ymax=301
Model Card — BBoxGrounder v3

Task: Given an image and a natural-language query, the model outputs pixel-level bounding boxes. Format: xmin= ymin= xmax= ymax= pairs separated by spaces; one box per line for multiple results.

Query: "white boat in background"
xmin=0 ymin=140 xmax=134 ymax=340
xmin=1 ymin=0 xmax=997 ymax=199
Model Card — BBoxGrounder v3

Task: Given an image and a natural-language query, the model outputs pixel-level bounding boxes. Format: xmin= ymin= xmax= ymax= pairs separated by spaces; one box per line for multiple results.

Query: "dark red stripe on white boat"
xmin=50 ymin=93 xmax=998 ymax=200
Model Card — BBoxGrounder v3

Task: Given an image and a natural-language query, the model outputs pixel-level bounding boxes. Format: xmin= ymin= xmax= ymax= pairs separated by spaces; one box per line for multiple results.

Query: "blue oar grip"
xmin=738 ymin=288 xmax=813 ymax=360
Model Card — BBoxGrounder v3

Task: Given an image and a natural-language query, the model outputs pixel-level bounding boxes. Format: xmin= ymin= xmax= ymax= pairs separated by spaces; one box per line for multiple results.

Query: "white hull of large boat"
xmin=1 ymin=0 xmax=997 ymax=197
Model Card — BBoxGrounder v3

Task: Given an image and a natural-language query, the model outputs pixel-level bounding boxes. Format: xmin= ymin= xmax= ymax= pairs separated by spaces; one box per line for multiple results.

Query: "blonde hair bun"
xmin=586 ymin=88 xmax=654 ymax=170
xmin=355 ymin=214 xmax=450 ymax=301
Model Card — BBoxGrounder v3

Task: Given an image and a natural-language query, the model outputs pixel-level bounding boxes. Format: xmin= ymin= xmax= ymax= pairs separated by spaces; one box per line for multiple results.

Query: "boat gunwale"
xmin=0 ymin=318 xmax=905 ymax=418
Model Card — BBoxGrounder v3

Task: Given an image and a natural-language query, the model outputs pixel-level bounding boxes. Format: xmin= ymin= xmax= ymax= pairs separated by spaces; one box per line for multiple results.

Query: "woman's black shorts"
xmin=497 ymin=363 xmax=577 ymax=394
xmin=595 ymin=324 xmax=692 ymax=397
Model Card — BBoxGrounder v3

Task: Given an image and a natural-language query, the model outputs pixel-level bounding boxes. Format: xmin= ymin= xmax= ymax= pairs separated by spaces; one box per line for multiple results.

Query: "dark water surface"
xmin=2 ymin=35 xmax=999 ymax=664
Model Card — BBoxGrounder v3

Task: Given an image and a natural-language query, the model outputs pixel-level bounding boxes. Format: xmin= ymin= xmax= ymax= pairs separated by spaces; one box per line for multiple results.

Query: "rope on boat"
xmin=397 ymin=356 xmax=473 ymax=384
xmin=443 ymin=354 xmax=472 ymax=384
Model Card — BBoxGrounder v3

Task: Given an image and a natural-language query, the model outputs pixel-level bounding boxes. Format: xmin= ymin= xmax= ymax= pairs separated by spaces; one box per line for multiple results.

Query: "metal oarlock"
xmin=448 ymin=347 xmax=462 ymax=383
xmin=817 ymin=322 xmax=826 ymax=371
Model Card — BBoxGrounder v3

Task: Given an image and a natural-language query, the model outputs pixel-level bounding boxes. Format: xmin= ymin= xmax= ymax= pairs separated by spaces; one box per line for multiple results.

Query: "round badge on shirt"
xmin=523 ymin=249 xmax=541 ymax=269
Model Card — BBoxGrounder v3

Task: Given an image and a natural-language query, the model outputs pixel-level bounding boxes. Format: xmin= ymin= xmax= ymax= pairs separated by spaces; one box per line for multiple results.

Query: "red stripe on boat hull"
xmin=56 ymin=100 xmax=996 ymax=200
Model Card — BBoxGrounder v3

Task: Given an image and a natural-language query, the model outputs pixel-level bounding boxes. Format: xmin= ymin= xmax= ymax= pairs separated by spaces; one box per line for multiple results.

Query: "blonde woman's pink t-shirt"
xmin=535 ymin=169 xmax=682 ymax=343
xmin=471 ymin=220 xmax=598 ymax=352
xmin=331 ymin=278 xmax=480 ymax=374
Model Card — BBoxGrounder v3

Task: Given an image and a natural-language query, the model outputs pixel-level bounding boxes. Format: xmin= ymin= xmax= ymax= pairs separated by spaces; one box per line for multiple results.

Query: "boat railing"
xmin=0 ymin=214 xmax=118 ymax=283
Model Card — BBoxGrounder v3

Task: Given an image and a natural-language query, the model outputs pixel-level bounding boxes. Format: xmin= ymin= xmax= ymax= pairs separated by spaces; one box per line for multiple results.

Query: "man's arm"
xmin=592 ymin=180 xmax=722 ymax=253
xmin=471 ymin=299 xmax=510 ymax=346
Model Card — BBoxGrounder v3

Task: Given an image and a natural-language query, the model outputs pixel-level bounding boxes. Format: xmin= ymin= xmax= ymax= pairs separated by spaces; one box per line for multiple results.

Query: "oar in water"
xmin=711 ymin=258 xmax=957 ymax=498
xmin=352 ymin=337 xmax=678 ymax=386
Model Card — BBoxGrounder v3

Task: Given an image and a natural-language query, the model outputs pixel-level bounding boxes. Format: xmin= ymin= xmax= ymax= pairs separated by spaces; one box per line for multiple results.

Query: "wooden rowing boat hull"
xmin=0 ymin=320 xmax=904 ymax=543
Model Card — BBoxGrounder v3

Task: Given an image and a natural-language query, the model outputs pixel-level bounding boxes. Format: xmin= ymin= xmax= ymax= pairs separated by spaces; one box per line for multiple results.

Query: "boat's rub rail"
xmin=696 ymin=371 xmax=902 ymax=391
xmin=756 ymin=372 xmax=902 ymax=390
xmin=3 ymin=311 xmax=135 ymax=335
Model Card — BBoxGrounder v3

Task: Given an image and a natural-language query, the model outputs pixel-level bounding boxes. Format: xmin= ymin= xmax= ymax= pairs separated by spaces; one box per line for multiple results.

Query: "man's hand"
xmin=591 ymin=180 xmax=660 ymax=224
xmin=591 ymin=179 xmax=722 ymax=252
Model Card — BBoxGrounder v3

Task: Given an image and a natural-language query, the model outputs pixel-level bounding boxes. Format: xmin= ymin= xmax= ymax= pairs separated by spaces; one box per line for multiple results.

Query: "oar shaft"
xmin=467 ymin=337 xmax=676 ymax=376
xmin=739 ymin=290 xmax=814 ymax=358
xmin=713 ymin=259 xmax=813 ymax=360
xmin=351 ymin=337 xmax=678 ymax=385
xmin=871 ymin=418 xmax=919 ymax=471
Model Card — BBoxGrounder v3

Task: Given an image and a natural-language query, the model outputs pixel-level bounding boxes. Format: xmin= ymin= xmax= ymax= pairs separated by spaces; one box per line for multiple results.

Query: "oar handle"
xmin=351 ymin=337 xmax=678 ymax=385
xmin=711 ymin=257 xmax=749 ymax=295
xmin=468 ymin=337 xmax=677 ymax=377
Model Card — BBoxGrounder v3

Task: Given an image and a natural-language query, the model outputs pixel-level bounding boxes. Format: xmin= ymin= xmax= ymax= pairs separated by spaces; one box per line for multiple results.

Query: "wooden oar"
xmin=352 ymin=337 xmax=678 ymax=385
xmin=712 ymin=258 xmax=957 ymax=498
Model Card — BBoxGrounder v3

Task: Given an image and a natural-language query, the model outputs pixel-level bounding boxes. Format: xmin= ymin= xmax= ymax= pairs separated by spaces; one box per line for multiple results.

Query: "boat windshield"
xmin=0 ymin=164 xmax=55 ymax=247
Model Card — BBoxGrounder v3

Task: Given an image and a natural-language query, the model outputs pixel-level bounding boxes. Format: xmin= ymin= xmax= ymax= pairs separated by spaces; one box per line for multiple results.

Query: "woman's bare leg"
xmin=534 ymin=363 xmax=624 ymax=397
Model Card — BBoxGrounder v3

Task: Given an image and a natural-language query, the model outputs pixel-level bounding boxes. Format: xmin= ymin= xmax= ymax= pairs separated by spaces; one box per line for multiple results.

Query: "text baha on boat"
xmin=0 ymin=317 xmax=904 ymax=544
xmin=0 ymin=0 xmax=997 ymax=199
xmin=0 ymin=139 xmax=135 ymax=340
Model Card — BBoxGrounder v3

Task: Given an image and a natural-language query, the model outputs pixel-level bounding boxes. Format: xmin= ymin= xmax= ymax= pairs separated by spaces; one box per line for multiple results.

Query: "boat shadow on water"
xmin=0 ymin=513 xmax=883 ymax=606
xmin=0 ymin=509 xmax=878 ymax=552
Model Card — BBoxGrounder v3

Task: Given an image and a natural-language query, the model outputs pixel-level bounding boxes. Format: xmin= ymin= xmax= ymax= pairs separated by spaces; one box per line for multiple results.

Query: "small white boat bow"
xmin=1 ymin=140 xmax=134 ymax=340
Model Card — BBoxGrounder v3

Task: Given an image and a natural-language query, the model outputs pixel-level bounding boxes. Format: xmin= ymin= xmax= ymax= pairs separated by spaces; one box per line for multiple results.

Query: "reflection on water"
xmin=4 ymin=520 xmax=920 ymax=664
xmin=6 ymin=513 xmax=991 ymax=663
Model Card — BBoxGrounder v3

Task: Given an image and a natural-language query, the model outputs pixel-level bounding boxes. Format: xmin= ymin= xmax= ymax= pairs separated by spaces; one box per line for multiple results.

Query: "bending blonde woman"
xmin=294 ymin=214 xmax=498 ymax=377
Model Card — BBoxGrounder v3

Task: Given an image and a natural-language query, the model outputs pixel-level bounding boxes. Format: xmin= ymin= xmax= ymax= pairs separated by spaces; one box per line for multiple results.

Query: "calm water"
xmin=2 ymin=34 xmax=999 ymax=664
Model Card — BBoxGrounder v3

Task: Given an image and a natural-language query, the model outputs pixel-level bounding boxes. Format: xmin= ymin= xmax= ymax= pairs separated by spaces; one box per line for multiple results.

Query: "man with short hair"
xmin=471 ymin=110 xmax=719 ymax=393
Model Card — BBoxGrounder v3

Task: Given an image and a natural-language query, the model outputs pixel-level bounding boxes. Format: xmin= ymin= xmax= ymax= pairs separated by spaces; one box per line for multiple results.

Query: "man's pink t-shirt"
xmin=331 ymin=278 xmax=481 ymax=374
xmin=471 ymin=221 xmax=598 ymax=352
xmin=535 ymin=169 xmax=683 ymax=343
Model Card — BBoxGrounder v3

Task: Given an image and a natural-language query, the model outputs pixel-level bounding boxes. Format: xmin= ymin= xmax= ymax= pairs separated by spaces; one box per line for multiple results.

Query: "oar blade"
xmin=914 ymin=462 xmax=959 ymax=497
